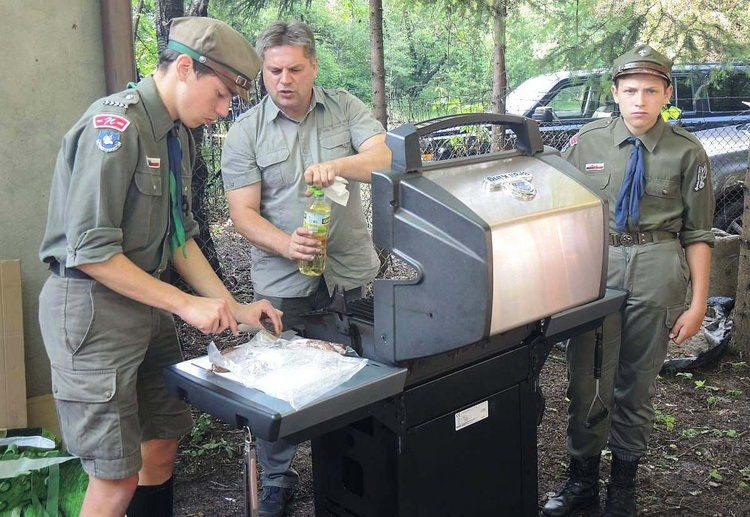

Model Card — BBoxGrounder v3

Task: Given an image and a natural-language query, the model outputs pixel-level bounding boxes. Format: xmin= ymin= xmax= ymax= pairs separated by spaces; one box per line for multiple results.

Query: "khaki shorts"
xmin=39 ymin=276 xmax=193 ymax=480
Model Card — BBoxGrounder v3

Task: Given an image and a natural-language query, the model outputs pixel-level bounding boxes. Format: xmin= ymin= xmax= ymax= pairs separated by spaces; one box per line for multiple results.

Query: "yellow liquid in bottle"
xmin=299 ymin=197 xmax=330 ymax=277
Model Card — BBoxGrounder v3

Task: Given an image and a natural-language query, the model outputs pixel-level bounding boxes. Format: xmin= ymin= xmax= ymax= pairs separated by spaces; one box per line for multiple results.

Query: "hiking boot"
xmin=258 ymin=486 xmax=295 ymax=517
xmin=604 ymin=455 xmax=639 ymax=517
xmin=542 ymin=456 xmax=601 ymax=517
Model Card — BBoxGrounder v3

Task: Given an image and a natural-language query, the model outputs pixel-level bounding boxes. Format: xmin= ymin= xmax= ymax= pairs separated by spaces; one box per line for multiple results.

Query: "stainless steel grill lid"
xmin=372 ymin=114 xmax=607 ymax=362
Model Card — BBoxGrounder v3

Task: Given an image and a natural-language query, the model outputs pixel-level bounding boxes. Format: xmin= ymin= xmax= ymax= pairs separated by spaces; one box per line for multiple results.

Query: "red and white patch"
xmin=585 ymin=163 xmax=605 ymax=171
xmin=93 ymin=114 xmax=130 ymax=132
xmin=569 ymin=134 xmax=578 ymax=147
xmin=147 ymin=157 xmax=161 ymax=168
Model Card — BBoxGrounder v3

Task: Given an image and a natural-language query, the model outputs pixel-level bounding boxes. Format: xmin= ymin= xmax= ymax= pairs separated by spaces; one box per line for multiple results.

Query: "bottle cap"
xmin=307 ymin=186 xmax=325 ymax=198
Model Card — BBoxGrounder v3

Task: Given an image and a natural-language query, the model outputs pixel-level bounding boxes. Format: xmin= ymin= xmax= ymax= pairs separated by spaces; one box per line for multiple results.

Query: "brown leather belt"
xmin=609 ymin=231 xmax=677 ymax=247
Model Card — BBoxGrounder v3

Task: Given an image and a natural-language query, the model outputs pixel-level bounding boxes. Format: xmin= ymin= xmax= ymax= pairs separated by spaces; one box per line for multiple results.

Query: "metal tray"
xmin=164 ymin=356 xmax=407 ymax=443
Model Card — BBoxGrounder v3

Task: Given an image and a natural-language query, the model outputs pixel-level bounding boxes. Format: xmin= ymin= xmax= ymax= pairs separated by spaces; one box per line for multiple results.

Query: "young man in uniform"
xmin=38 ymin=17 xmax=282 ymax=517
xmin=221 ymin=20 xmax=391 ymax=517
xmin=543 ymin=44 xmax=714 ymax=517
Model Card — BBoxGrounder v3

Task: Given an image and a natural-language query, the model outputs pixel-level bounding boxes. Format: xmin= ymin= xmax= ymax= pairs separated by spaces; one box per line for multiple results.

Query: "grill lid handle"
xmin=386 ymin=113 xmax=545 ymax=173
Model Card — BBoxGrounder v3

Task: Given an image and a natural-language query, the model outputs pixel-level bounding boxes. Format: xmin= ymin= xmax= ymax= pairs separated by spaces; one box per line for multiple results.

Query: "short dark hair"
xmin=256 ymin=21 xmax=316 ymax=61
xmin=157 ymin=47 xmax=214 ymax=76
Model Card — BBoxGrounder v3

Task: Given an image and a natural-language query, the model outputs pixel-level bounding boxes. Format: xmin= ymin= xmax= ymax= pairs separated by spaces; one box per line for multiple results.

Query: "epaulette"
xmin=100 ymin=90 xmax=141 ymax=113
xmin=577 ymin=117 xmax=613 ymax=138
xmin=669 ymin=123 xmax=703 ymax=149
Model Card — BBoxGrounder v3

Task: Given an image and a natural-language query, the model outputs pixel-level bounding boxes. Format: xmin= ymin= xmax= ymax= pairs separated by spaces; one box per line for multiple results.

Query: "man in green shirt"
xmin=38 ymin=17 xmax=281 ymax=517
xmin=543 ymin=44 xmax=714 ymax=517
xmin=221 ymin=20 xmax=391 ymax=517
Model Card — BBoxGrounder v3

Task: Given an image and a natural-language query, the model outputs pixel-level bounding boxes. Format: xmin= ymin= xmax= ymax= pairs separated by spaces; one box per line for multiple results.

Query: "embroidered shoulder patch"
xmin=694 ymin=163 xmax=708 ymax=191
xmin=96 ymin=130 xmax=122 ymax=153
xmin=93 ymin=114 xmax=130 ymax=132
xmin=569 ymin=134 xmax=578 ymax=147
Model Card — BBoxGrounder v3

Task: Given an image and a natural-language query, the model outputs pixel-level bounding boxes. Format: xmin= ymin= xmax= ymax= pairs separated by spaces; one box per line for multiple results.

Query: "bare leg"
xmin=80 ymin=475 xmax=139 ymax=517
xmin=138 ymin=438 xmax=179 ymax=485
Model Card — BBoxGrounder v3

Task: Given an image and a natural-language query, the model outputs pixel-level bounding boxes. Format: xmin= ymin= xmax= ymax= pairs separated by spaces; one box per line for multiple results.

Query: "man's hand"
xmin=176 ymin=296 xmax=239 ymax=335
xmin=287 ymin=227 xmax=321 ymax=261
xmin=669 ymin=304 xmax=707 ymax=345
xmin=304 ymin=162 xmax=338 ymax=188
xmin=234 ymin=299 xmax=284 ymax=336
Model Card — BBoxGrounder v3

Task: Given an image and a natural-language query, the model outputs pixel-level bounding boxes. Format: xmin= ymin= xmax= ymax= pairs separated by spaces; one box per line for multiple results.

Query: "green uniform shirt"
xmin=221 ymin=87 xmax=384 ymax=298
xmin=39 ymin=76 xmax=199 ymax=274
xmin=563 ymin=117 xmax=715 ymax=247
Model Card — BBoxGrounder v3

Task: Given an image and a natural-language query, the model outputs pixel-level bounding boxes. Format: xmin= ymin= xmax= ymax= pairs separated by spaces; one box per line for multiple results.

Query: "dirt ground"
xmin=171 ymin=225 xmax=750 ymax=516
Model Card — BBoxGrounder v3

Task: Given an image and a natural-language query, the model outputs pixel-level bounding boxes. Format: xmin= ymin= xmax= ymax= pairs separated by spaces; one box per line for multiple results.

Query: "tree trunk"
xmin=156 ymin=0 xmax=184 ymax=53
xmin=490 ymin=0 xmax=507 ymax=151
xmin=369 ymin=0 xmax=387 ymax=129
xmin=732 ymin=150 xmax=750 ymax=357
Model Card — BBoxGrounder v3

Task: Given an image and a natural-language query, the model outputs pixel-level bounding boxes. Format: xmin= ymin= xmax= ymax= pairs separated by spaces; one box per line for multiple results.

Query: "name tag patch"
xmin=93 ymin=114 xmax=130 ymax=132
xmin=585 ymin=163 xmax=605 ymax=171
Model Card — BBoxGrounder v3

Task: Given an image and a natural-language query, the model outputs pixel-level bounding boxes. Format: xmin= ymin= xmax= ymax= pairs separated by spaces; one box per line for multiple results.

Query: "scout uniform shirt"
xmin=563 ymin=116 xmax=715 ymax=248
xmin=39 ymin=75 xmax=199 ymax=274
xmin=222 ymin=86 xmax=383 ymax=298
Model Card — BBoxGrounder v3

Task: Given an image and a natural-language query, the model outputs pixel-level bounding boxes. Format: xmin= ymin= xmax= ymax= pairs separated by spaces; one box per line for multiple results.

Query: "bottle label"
xmin=304 ymin=211 xmax=330 ymax=232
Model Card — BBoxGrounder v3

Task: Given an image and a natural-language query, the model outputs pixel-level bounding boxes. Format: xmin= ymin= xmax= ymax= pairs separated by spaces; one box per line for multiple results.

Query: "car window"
xmin=673 ymin=75 xmax=695 ymax=112
xmin=706 ymin=70 xmax=750 ymax=112
xmin=546 ymin=76 xmax=614 ymax=119
xmin=548 ymin=84 xmax=587 ymax=118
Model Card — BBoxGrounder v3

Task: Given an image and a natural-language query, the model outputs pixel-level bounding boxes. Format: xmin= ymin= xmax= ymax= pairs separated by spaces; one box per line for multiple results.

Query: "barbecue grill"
xmin=164 ymin=113 xmax=627 ymax=516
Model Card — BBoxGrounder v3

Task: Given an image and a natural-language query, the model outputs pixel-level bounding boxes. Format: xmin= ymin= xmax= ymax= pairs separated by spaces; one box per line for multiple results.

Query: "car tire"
xmin=713 ymin=199 xmax=743 ymax=235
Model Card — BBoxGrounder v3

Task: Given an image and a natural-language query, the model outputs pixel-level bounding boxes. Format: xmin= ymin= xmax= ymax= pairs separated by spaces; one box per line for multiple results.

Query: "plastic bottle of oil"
xmin=298 ymin=187 xmax=331 ymax=276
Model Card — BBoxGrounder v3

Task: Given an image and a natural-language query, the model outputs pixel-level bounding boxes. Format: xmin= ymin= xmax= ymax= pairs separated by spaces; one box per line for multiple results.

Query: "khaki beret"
xmin=612 ymin=44 xmax=673 ymax=84
xmin=168 ymin=17 xmax=262 ymax=101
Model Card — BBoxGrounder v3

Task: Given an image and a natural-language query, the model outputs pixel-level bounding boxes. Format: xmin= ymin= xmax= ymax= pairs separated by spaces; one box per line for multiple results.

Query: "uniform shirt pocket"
xmin=645 ymin=178 xmax=679 ymax=199
xmin=134 ymin=168 xmax=162 ymax=196
xmin=320 ymin=127 xmax=353 ymax=162
xmin=583 ymin=171 xmax=610 ymax=190
xmin=257 ymin=147 xmax=293 ymax=188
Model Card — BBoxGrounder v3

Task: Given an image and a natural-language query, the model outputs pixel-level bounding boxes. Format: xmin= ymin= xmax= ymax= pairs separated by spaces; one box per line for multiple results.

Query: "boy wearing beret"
xmin=543 ymin=44 xmax=714 ymax=517
xmin=38 ymin=17 xmax=282 ymax=517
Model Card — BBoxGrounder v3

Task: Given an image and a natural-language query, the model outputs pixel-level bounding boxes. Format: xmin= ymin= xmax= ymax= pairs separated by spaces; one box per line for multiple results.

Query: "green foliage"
xmin=133 ymin=0 xmax=750 ymax=122
xmin=653 ymin=404 xmax=675 ymax=432
xmin=182 ymin=413 xmax=237 ymax=459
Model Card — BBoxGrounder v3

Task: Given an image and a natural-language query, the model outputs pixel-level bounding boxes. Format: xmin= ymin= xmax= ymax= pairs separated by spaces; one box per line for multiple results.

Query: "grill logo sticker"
xmin=483 ymin=171 xmax=537 ymax=200
xmin=455 ymin=400 xmax=489 ymax=431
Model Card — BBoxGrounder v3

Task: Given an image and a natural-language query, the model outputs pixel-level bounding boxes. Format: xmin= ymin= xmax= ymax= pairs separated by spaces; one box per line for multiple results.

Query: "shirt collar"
xmin=612 ymin=116 xmax=665 ymax=153
xmin=263 ymin=86 xmax=324 ymax=124
xmin=138 ymin=75 xmax=179 ymax=140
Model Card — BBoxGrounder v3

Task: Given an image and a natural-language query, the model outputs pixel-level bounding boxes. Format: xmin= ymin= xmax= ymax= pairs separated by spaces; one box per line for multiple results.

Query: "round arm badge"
xmin=93 ymin=114 xmax=130 ymax=153
xmin=482 ymin=171 xmax=537 ymax=200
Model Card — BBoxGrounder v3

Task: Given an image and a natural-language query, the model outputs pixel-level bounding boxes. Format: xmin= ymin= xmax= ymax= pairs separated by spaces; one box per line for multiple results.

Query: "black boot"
xmin=542 ymin=456 xmax=601 ymax=517
xmin=604 ymin=455 xmax=639 ymax=517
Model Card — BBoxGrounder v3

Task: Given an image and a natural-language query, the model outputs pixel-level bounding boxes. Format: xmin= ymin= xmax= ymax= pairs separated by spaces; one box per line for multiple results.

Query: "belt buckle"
xmin=619 ymin=233 xmax=634 ymax=246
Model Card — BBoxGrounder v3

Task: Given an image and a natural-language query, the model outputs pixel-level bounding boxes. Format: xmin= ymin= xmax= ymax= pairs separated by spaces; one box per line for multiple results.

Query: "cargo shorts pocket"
xmin=63 ymin=279 xmax=96 ymax=356
xmin=51 ymin=365 xmax=122 ymax=459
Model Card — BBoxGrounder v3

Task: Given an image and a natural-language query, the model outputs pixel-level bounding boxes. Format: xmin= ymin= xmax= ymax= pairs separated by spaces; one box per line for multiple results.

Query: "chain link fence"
xmin=191 ymin=97 xmax=750 ymax=283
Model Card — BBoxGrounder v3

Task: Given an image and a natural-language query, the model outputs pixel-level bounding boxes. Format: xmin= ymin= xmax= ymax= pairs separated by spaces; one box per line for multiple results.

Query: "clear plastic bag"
xmin=207 ymin=330 xmax=368 ymax=409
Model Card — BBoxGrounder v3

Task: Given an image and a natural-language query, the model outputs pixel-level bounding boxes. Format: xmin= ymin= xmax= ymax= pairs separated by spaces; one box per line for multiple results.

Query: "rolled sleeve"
xmin=221 ymin=119 xmax=261 ymax=191
xmin=679 ymin=148 xmax=716 ymax=248
xmin=343 ymin=94 xmax=385 ymax=150
xmin=65 ymin=123 xmax=139 ymax=267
